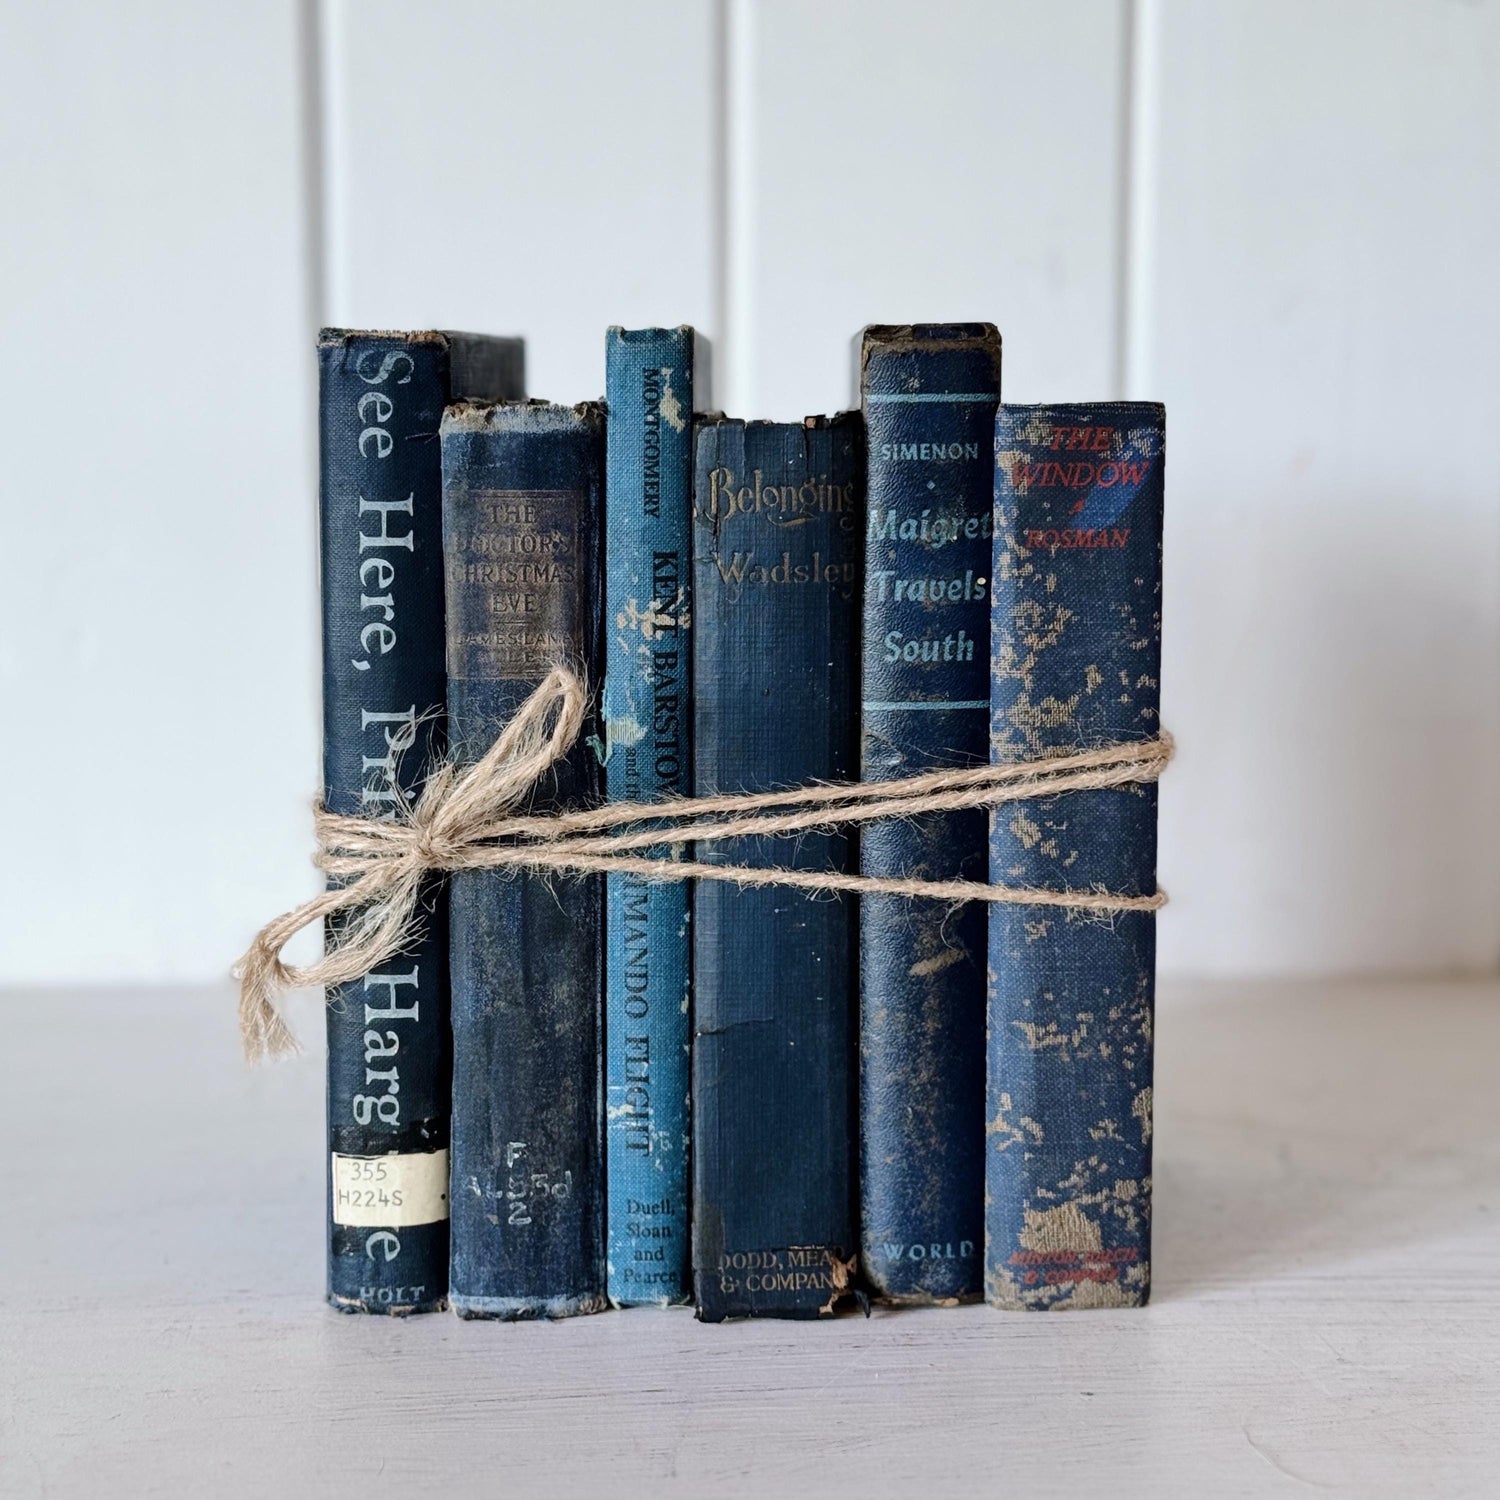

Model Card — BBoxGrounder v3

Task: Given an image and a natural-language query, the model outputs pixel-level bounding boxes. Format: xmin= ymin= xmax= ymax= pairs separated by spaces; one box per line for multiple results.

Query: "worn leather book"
xmin=690 ymin=415 xmax=862 ymax=1321
xmin=602 ymin=328 xmax=698 ymax=1306
xmin=440 ymin=400 xmax=606 ymax=1319
xmin=987 ymin=402 xmax=1166 ymax=1309
xmin=857 ymin=324 xmax=1002 ymax=1304
xmin=318 ymin=329 xmax=523 ymax=1315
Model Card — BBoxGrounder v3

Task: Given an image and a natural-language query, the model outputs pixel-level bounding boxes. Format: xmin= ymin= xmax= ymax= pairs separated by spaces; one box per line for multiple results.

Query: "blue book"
xmin=986 ymin=402 xmax=1166 ymax=1309
xmin=440 ymin=400 xmax=607 ymax=1319
xmin=690 ymin=415 xmax=862 ymax=1321
xmin=858 ymin=324 xmax=1001 ymax=1304
xmin=318 ymin=329 xmax=522 ymax=1315
xmin=602 ymin=328 xmax=698 ymax=1306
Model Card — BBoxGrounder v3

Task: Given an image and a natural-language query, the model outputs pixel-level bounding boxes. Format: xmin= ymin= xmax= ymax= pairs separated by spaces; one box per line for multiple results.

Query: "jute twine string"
xmin=235 ymin=665 xmax=1172 ymax=1063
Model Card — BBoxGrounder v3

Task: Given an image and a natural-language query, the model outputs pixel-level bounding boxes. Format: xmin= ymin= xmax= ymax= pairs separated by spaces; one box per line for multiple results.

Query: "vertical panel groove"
xmin=316 ymin=0 xmax=348 ymax=324
xmin=720 ymin=0 xmax=755 ymax=414
xmin=1121 ymin=0 xmax=1160 ymax=397
xmin=297 ymin=0 xmax=327 ymax=334
xmin=711 ymin=0 xmax=728 ymax=406
xmin=1112 ymin=0 xmax=1136 ymax=398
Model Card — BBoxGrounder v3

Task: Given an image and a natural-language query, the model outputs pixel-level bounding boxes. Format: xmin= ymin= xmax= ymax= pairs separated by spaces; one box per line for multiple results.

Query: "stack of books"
xmin=317 ymin=323 xmax=1165 ymax=1320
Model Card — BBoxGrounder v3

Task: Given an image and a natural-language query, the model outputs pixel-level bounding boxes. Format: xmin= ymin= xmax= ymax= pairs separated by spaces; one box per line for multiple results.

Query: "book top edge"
xmin=441 ymin=398 xmax=604 ymax=432
xmin=607 ymin=325 xmax=696 ymax=344
xmin=1000 ymin=400 xmax=1166 ymax=420
xmin=318 ymin=328 xmax=523 ymax=349
xmin=694 ymin=411 xmax=858 ymax=431
xmin=861 ymin=323 xmax=1000 ymax=350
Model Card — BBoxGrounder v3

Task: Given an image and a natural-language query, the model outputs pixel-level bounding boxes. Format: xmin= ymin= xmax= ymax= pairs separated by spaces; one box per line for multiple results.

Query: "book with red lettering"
xmin=986 ymin=402 xmax=1165 ymax=1309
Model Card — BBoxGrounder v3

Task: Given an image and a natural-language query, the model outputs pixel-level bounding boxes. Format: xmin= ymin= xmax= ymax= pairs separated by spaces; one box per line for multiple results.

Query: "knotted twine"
xmin=235 ymin=665 xmax=1171 ymax=1063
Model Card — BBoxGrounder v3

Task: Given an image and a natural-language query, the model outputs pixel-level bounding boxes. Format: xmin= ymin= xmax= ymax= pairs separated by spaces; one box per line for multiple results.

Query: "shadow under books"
xmin=1151 ymin=979 xmax=1500 ymax=1298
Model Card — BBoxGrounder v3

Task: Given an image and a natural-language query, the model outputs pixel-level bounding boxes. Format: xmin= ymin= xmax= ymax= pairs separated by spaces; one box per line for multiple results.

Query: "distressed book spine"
xmin=690 ymin=416 xmax=862 ymax=1321
xmin=602 ymin=328 xmax=695 ymax=1306
xmin=986 ymin=402 xmax=1166 ymax=1310
xmin=858 ymin=324 xmax=1002 ymax=1304
xmin=440 ymin=400 xmax=606 ymax=1319
xmin=318 ymin=329 xmax=522 ymax=1315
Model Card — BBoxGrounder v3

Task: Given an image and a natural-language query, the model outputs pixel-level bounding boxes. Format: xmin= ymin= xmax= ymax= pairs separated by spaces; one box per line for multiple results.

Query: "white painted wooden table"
xmin=3 ymin=977 xmax=1496 ymax=1497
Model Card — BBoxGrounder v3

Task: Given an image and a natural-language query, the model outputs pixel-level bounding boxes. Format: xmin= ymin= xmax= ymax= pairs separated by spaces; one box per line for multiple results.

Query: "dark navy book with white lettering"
xmin=440 ymin=399 xmax=606 ymax=1319
xmin=858 ymin=324 xmax=1001 ymax=1303
xmin=690 ymin=415 xmax=862 ymax=1321
xmin=602 ymin=328 xmax=699 ymax=1306
xmin=987 ymin=402 xmax=1165 ymax=1309
xmin=318 ymin=329 xmax=522 ymax=1316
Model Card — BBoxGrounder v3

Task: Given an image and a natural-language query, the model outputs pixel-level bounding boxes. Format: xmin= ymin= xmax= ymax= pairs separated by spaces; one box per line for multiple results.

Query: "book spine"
xmin=319 ymin=330 xmax=523 ymax=1316
xmin=602 ymin=328 xmax=695 ymax=1306
xmin=690 ymin=416 xmax=862 ymax=1321
xmin=441 ymin=400 xmax=607 ymax=1320
xmin=318 ymin=332 xmax=453 ymax=1316
xmin=986 ymin=402 xmax=1166 ymax=1310
xmin=858 ymin=324 xmax=1001 ymax=1304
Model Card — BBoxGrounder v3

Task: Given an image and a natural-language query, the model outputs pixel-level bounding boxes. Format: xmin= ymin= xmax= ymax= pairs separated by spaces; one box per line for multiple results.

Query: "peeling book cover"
xmin=986 ymin=401 xmax=1165 ymax=1309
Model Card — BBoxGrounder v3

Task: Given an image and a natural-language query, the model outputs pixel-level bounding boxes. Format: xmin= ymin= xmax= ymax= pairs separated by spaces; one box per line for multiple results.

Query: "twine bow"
xmin=235 ymin=665 xmax=1171 ymax=1063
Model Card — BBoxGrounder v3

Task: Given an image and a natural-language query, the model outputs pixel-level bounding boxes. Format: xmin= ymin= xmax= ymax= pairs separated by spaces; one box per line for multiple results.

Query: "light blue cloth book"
xmin=602 ymin=327 xmax=697 ymax=1305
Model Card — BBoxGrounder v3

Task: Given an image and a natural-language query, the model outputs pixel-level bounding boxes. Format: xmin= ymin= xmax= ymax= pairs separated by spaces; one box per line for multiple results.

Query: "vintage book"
xmin=602 ymin=327 xmax=698 ymax=1306
xmin=690 ymin=415 xmax=862 ymax=1321
xmin=986 ymin=402 xmax=1166 ymax=1309
xmin=440 ymin=400 xmax=607 ymax=1319
xmin=319 ymin=328 xmax=523 ymax=1315
xmin=858 ymin=323 xmax=1002 ymax=1304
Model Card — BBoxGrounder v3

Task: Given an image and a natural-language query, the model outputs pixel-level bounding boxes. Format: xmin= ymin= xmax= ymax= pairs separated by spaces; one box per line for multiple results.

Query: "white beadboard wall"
xmin=0 ymin=0 xmax=1496 ymax=983
xmin=0 ymin=0 xmax=317 ymax=983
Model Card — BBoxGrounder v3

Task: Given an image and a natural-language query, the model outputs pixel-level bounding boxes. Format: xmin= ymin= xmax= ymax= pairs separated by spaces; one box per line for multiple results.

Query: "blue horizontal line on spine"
xmin=864 ymin=393 xmax=997 ymax=404
xmin=863 ymin=700 xmax=989 ymax=712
